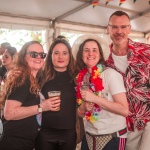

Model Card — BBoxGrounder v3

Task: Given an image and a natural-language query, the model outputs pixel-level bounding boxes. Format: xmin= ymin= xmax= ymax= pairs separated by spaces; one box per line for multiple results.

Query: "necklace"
xmin=76 ymin=64 xmax=104 ymax=123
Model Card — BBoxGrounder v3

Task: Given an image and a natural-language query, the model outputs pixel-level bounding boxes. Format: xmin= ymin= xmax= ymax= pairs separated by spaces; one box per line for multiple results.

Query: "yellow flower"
xmin=93 ymin=69 xmax=100 ymax=79
xmin=77 ymin=99 xmax=82 ymax=105
xmin=90 ymin=116 xmax=96 ymax=123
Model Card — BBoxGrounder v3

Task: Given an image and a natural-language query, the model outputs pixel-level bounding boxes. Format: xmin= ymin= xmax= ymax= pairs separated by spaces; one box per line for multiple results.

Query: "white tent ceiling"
xmin=0 ymin=0 xmax=150 ymax=35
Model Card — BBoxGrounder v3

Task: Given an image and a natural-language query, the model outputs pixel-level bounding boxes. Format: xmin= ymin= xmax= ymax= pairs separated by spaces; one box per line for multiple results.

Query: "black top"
xmin=0 ymin=78 xmax=40 ymax=149
xmin=0 ymin=66 xmax=6 ymax=79
xmin=42 ymin=70 xmax=76 ymax=129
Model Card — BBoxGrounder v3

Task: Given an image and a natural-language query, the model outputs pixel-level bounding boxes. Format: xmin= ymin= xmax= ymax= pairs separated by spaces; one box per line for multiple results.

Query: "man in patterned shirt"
xmin=106 ymin=10 xmax=150 ymax=150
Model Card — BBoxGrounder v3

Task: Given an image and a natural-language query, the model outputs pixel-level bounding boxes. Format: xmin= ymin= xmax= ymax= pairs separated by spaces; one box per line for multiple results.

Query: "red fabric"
xmin=118 ymin=128 xmax=127 ymax=136
xmin=119 ymin=138 xmax=126 ymax=150
xmin=106 ymin=39 xmax=150 ymax=131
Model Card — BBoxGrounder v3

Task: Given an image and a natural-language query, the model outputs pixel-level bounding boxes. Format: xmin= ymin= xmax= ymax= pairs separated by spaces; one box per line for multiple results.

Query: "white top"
xmin=112 ymin=53 xmax=128 ymax=73
xmin=85 ymin=68 xmax=127 ymax=137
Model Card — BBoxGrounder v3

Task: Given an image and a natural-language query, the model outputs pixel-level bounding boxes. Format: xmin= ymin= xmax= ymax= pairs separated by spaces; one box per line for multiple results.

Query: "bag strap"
xmin=0 ymin=118 xmax=3 ymax=139
xmin=0 ymin=108 xmax=8 ymax=125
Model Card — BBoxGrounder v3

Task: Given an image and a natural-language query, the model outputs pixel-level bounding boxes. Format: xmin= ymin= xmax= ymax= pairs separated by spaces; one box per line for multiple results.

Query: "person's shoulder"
xmin=129 ymin=39 xmax=150 ymax=62
xmin=129 ymin=39 xmax=150 ymax=51
xmin=42 ymin=79 xmax=53 ymax=88
xmin=16 ymin=77 xmax=30 ymax=88
xmin=101 ymin=68 xmax=123 ymax=84
xmin=13 ymin=75 xmax=30 ymax=87
xmin=0 ymin=66 xmax=6 ymax=71
xmin=104 ymin=67 xmax=117 ymax=73
xmin=0 ymin=66 xmax=6 ymax=76
xmin=102 ymin=67 xmax=121 ymax=77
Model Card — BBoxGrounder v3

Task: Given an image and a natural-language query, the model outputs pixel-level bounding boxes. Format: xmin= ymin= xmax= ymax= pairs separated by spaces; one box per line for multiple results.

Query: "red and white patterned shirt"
xmin=106 ymin=39 xmax=150 ymax=131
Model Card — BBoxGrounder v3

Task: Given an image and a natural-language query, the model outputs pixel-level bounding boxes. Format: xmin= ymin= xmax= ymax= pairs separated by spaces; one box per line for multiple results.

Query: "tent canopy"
xmin=0 ymin=0 xmax=150 ymax=37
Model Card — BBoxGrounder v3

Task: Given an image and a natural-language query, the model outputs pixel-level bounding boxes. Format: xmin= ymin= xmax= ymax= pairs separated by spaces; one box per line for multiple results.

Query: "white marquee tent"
xmin=0 ymin=0 xmax=150 ymax=55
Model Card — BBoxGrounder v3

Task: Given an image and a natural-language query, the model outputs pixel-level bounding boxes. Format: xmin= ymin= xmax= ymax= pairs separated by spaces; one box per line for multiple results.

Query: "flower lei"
xmin=76 ymin=64 xmax=104 ymax=123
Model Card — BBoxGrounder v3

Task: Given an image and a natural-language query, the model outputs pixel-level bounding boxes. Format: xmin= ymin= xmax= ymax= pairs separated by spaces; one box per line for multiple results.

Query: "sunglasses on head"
xmin=53 ymin=37 xmax=69 ymax=43
xmin=26 ymin=51 xmax=47 ymax=59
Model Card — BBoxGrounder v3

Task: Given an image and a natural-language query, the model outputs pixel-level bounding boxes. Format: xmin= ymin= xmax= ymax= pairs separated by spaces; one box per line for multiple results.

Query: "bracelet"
xmin=78 ymin=107 xmax=85 ymax=115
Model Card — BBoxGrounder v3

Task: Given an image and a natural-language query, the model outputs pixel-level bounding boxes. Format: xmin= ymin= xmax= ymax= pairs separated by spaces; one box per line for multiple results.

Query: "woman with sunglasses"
xmin=0 ymin=41 xmax=61 ymax=150
xmin=35 ymin=36 xmax=77 ymax=150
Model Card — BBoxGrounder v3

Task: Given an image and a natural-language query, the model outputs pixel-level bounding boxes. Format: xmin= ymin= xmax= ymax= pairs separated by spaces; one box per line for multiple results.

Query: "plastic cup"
xmin=48 ymin=91 xmax=61 ymax=111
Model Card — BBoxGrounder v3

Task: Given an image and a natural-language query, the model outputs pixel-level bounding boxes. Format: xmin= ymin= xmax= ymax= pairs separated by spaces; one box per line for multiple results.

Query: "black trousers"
xmin=35 ymin=128 xmax=76 ymax=150
xmin=81 ymin=135 xmax=89 ymax=150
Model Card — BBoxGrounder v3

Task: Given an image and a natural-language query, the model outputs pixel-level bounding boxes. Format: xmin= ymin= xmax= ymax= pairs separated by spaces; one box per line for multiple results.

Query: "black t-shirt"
xmin=0 ymin=79 xmax=40 ymax=149
xmin=41 ymin=70 xmax=76 ymax=130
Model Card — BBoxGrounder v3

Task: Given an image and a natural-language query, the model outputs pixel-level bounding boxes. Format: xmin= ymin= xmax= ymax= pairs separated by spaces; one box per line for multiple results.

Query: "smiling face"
xmin=25 ymin=43 xmax=44 ymax=76
xmin=82 ymin=41 xmax=100 ymax=70
xmin=52 ymin=43 xmax=70 ymax=72
xmin=107 ymin=15 xmax=131 ymax=46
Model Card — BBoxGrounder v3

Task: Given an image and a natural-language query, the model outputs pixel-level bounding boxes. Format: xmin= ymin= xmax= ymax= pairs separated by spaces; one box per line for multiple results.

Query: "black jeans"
xmin=35 ymin=128 xmax=76 ymax=150
xmin=81 ymin=135 xmax=89 ymax=150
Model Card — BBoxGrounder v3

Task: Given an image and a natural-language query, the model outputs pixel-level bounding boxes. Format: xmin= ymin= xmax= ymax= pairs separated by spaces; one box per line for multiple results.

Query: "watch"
xmin=37 ymin=104 xmax=42 ymax=113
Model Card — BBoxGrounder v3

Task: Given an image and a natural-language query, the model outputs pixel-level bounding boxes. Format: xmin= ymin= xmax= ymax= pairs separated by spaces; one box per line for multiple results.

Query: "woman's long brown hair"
xmin=40 ymin=35 xmax=76 ymax=87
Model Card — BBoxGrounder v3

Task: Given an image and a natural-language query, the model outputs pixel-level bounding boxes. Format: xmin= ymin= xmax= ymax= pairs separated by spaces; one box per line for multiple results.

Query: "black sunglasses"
xmin=26 ymin=51 xmax=47 ymax=59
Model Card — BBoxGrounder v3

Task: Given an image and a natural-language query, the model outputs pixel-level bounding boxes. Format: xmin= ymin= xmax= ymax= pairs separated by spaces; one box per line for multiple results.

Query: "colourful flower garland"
xmin=76 ymin=64 xmax=104 ymax=123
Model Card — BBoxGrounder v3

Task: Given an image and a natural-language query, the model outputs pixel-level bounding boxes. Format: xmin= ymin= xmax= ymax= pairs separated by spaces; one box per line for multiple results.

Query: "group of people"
xmin=0 ymin=10 xmax=149 ymax=150
xmin=0 ymin=42 xmax=17 ymax=107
